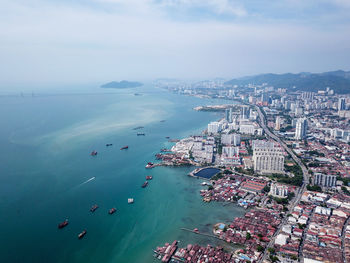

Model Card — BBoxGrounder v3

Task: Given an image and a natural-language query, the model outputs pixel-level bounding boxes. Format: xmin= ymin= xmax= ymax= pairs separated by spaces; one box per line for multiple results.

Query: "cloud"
xmin=159 ymin=0 xmax=247 ymax=16
xmin=0 ymin=0 xmax=349 ymax=89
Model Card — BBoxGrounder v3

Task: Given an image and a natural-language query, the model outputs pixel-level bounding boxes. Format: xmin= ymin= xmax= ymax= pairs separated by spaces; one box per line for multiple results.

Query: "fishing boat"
xmin=120 ymin=146 xmax=129 ymax=150
xmin=146 ymin=175 xmax=153 ymax=180
xmin=128 ymin=198 xmax=134 ymax=204
xmin=106 ymin=143 xmax=113 ymax=147
xmin=109 ymin=208 xmax=116 ymax=214
xmin=141 ymin=181 xmax=149 ymax=188
xmin=78 ymin=230 xmax=87 ymax=239
xmin=91 ymin=150 xmax=98 ymax=156
xmin=90 ymin=204 xmax=98 ymax=212
xmin=137 ymin=133 xmax=145 ymax=136
xmin=58 ymin=219 xmax=69 ymax=229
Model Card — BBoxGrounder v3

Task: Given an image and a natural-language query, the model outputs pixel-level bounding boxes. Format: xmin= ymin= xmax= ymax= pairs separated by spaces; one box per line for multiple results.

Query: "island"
xmin=100 ymin=80 xmax=143 ymax=89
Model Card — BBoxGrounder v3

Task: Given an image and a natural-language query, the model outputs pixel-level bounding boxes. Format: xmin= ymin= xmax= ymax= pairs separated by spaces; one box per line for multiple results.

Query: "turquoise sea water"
xmin=0 ymin=85 xmax=244 ymax=263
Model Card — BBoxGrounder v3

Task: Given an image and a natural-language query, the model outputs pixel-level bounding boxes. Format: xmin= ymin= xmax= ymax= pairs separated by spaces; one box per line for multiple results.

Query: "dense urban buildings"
xmin=157 ymin=76 xmax=350 ymax=263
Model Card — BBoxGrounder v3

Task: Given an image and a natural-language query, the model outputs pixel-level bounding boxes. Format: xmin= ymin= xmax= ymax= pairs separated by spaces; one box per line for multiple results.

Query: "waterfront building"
xmin=314 ymin=173 xmax=337 ymax=188
xmin=207 ymin=122 xmax=222 ymax=134
xmin=269 ymin=183 xmax=288 ymax=198
xmin=338 ymin=98 xmax=346 ymax=111
xmin=252 ymin=140 xmax=284 ymax=174
xmin=225 ymin=108 xmax=233 ymax=123
xmin=295 ymin=118 xmax=308 ymax=140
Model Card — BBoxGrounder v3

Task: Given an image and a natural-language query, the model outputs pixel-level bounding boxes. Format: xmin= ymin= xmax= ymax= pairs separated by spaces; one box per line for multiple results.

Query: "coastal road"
xmin=255 ymin=106 xmax=309 ymax=263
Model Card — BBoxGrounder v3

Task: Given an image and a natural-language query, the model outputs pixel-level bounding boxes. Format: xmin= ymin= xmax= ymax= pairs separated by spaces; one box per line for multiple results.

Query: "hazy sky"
xmin=1 ymin=0 xmax=350 ymax=87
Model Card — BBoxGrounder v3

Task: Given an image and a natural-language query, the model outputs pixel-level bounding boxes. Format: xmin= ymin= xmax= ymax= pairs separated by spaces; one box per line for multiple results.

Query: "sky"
xmin=1 ymin=0 xmax=350 ymax=88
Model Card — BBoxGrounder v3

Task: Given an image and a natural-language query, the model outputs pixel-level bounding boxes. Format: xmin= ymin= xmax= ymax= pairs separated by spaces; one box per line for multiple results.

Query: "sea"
xmin=0 ymin=84 xmax=245 ymax=263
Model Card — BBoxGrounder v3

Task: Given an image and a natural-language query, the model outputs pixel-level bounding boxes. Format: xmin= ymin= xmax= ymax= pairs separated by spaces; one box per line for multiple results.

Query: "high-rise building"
xmin=275 ymin=116 xmax=281 ymax=131
xmin=284 ymin=101 xmax=291 ymax=110
xmin=225 ymin=109 xmax=230 ymax=122
xmin=222 ymin=146 xmax=239 ymax=158
xmin=225 ymin=108 xmax=233 ymax=123
xmin=269 ymin=183 xmax=289 ymax=198
xmin=261 ymin=93 xmax=269 ymax=103
xmin=220 ymin=146 xmax=240 ymax=165
xmin=207 ymin=122 xmax=222 ymax=134
xmin=295 ymin=118 xmax=308 ymax=140
xmin=240 ymin=106 xmax=250 ymax=120
xmin=314 ymin=173 xmax=337 ymax=188
xmin=252 ymin=140 xmax=284 ymax=174
xmin=221 ymin=133 xmax=240 ymax=146
xmin=338 ymin=98 xmax=346 ymax=111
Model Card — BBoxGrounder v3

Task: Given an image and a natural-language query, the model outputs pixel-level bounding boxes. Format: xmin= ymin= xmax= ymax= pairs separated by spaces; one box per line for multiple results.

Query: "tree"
xmin=306 ymin=184 xmax=322 ymax=192
xmin=268 ymin=248 xmax=275 ymax=254
xmin=257 ymin=245 xmax=264 ymax=252
xmin=263 ymin=185 xmax=271 ymax=193
xmin=246 ymin=232 xmax=251 ymax=239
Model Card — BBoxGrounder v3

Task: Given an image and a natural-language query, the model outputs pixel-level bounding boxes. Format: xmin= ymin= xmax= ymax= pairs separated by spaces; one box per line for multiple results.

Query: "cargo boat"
xmin=90 ymin=204 xmax=98 ymax=212
xmin=109 ymin=208 xmax=116 ymax=214
xmin=120 ymin=146 xmax=129 ymax=150
xmin=128 ymin=198 xmax=134 ymax=204
xmin=58 ymin=219 xmax=69 ymax=229
xmin=78 ymin=230 xmax=87 ymax=239
xmin=137 ymin=133 xmax=145 ymax=136
xmin=146 ymin=175 xmax=153 ymax=180
xmin=141 ymin=181 xmax=149 ymax=188
xmin=106 ymin=143 xmax=113 ymax=147
xmin=91 ymin=150 xmax=98 ymax=156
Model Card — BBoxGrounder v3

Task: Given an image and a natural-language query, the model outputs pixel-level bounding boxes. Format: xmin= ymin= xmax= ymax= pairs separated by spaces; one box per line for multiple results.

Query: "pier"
xmin=180 ymin=228 xmax=222 ymax=241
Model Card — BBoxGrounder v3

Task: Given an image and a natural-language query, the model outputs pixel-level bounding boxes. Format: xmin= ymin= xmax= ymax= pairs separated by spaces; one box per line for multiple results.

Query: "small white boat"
xmin=128 ymin=198 xmax=134 ymax=204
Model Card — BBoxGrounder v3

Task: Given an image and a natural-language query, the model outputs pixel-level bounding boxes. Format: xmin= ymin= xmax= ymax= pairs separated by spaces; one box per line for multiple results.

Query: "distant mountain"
xmin=225 ymin=70 xmax=350 ymax=94
xmin=101 ymin=80 xmax=143 ymax=89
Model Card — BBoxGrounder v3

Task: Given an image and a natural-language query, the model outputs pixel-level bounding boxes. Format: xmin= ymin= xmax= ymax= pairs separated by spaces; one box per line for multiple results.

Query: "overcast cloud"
xmin=0 ymin=0 xmax=350 ymax=88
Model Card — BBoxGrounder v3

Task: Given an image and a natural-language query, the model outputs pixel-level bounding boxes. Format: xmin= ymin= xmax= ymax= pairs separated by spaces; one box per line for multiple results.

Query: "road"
xmin=255 ymin=106 xmax=309 ymax=263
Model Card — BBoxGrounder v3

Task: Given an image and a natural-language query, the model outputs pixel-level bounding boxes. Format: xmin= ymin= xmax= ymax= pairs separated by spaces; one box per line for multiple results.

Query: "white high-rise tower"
xmin=295 ymin=118 xmax=307 ymax=140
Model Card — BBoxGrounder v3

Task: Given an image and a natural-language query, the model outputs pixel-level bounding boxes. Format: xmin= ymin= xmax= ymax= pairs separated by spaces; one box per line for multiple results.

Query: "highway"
xmin=255 ymin=106 xmax=309 ymax=263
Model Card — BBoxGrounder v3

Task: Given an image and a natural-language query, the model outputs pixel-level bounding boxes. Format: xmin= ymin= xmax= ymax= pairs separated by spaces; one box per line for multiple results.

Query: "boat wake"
xmin=79 ymin=177 xmax=95 ymax=186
